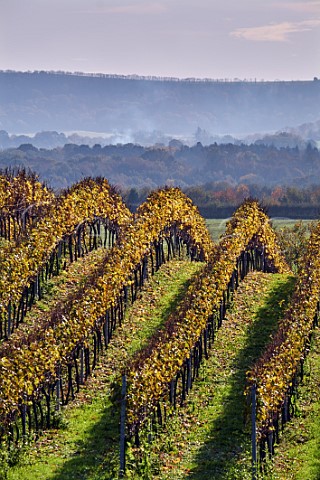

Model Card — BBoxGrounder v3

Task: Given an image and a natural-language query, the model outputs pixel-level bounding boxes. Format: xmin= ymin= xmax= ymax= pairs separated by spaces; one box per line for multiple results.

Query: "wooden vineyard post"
xmin=119 ymin=374 xmax=127 ymax=478
xmin=56 ymin=364 xmax=61 ymax=412
xmin=7 ymin=301 xmax=12 ymax=338
xmin=21 ymin=394 xmax=27 ymax=437
xmin=80 ymin=346 xmax=84 ymax=385
xmin=251 ymin=383 xmax=257 ymax=480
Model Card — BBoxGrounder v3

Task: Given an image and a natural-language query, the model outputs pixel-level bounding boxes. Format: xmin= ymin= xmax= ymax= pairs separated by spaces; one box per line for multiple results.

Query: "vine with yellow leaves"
xmin=124 ymin=200 xmax=290 ymax=438
xmin=246 ymin=220 xmax=320 ymax=463
xmin=0 ymin=168 xmax=54 ymax=242
xmin=0 ymin=186 xmax=213 ymax=443
xmin=0 ymin=177 xmax=132 ymax=339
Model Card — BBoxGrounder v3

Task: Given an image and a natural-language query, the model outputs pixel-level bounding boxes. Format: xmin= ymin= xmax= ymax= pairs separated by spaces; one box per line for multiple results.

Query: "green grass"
xmin=6 ymin=377 xmax=118 ymax=480
xmin=124 ymin=260 xmax=204 ymax=358
xmin=270 ymin=219 xmax=312 ymax=230
xmin=206 ymin=218 xmax=312 ymax=242
xmin=5 ymin=259 xmax=203 ymax=480
xmin=205 ymin=219 xmax=230 ymax=241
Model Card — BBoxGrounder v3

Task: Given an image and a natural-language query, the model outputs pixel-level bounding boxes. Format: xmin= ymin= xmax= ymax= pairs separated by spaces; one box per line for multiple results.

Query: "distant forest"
xmin=1 ymin=141 xmax=320 ymax=218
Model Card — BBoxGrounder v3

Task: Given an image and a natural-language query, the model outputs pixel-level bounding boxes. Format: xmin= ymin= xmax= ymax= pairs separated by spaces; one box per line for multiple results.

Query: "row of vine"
xmin=124 ymin=200 xmax=290 ymax=436
xmin=0 ymin=187 xmax=213 ymax=441
xmin=0 ymin=168 xmax=54 ymax=242
xmin=0 ymin=177 xmax=132 ymax=339
xmin=247 ymin=219 xmax=320 ymax=457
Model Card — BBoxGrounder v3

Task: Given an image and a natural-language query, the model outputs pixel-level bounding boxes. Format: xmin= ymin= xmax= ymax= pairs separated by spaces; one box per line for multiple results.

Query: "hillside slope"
xmin=1 ymin=71 xmax=320 ymax=136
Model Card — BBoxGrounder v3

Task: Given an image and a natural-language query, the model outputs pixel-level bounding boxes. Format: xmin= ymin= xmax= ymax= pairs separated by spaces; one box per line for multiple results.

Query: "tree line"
xmin=0 ymin=142 xmax=319 ymax=189
xmin=124 ymin=183 xmax=320 ymax=218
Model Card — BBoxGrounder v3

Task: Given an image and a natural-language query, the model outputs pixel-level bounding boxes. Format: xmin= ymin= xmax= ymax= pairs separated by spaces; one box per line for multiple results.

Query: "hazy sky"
xmin=1 ymin=0 xmax=320 ymax=80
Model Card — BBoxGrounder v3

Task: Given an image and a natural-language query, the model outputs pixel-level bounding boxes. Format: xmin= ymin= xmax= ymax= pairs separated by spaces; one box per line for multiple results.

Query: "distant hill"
xmin=1 ymin=71 xmax=320 ymax=137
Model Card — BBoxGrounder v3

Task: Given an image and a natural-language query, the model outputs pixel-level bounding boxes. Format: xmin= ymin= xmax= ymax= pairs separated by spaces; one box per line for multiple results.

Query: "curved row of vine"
xmin=0 ymin=169 xmax=54 ymax=212
xmin=0 ymin=177 xmax=132 ymax=321
xmin=247 ymin=220 xmax=320 ymax=442
xmin=0 ymin=187 xmax=213 ymax=431
xmin=0 ymin=169 xmax=55 ymax=242
xmin=124 ymin=200 xmax=290 ymax=432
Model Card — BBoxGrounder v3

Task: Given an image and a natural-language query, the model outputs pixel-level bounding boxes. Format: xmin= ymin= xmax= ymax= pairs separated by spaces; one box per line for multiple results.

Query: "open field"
xmin=206 ymin=218 xmax=313 ymax=242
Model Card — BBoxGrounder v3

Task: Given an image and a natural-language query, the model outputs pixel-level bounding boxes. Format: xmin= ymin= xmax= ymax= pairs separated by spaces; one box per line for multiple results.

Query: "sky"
xmin=1 ymin=0 xmax=320 ymax=81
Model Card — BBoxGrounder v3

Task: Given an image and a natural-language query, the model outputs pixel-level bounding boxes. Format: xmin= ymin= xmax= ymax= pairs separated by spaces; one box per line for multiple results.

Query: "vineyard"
xmin=0 ymin=170 xmax=319 ymax=479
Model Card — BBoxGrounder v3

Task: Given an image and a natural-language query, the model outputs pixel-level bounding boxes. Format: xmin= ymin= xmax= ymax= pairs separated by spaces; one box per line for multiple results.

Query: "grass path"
xmin=144 ymin=271 xmax=296 ymax=480
xmin=6 ymin=259 xmax=203 ymax=480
